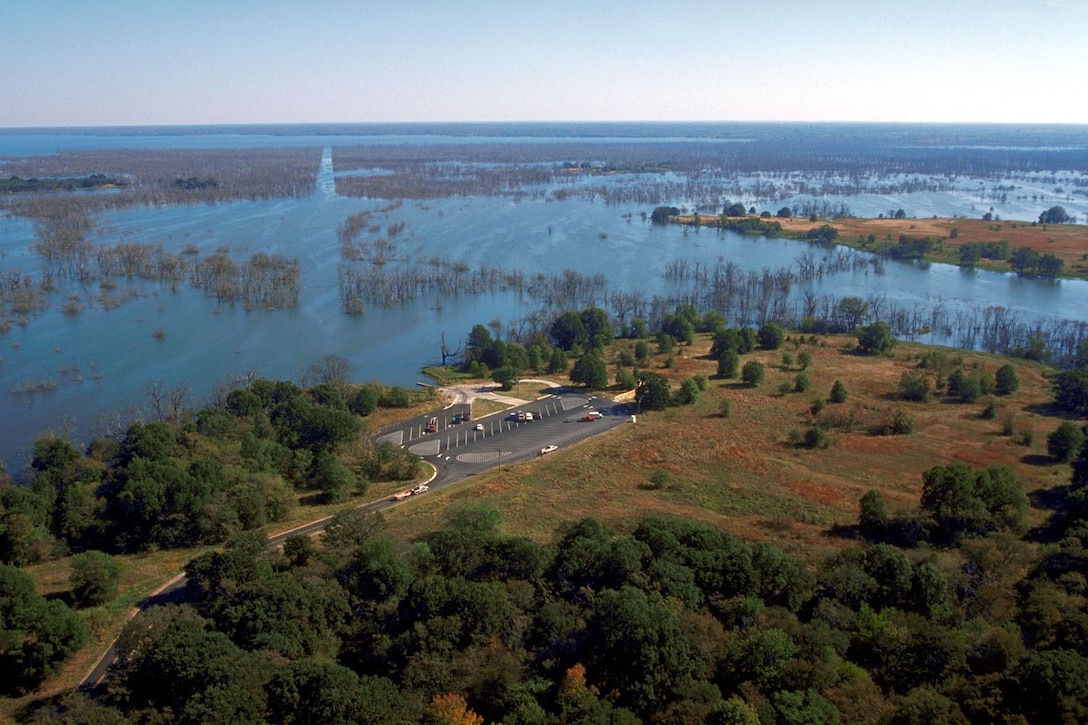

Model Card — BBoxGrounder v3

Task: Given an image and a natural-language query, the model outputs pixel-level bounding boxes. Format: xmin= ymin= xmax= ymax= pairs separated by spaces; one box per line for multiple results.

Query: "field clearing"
xmin=379 ymin=334 xmax=1071 ymax=561
xmin=776 ymin=216 xmax=1088 ymax=276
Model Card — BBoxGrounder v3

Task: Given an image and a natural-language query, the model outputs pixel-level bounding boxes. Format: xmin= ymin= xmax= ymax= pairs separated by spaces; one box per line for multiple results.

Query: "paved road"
xmin=80 ymin=387 xmax=631 ymax=691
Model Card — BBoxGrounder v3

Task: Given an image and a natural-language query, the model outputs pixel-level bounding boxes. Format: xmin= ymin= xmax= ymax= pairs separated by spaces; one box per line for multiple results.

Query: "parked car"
xmin=539 ymin=444 xmax=558 ymax=455
xmin=474 ymin=423 xmax=484 ymax=431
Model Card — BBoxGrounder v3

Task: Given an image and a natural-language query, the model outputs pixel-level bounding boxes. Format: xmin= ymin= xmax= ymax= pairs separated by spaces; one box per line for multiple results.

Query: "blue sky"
xmin=3 ymin=0 xmax=1086 ymax=127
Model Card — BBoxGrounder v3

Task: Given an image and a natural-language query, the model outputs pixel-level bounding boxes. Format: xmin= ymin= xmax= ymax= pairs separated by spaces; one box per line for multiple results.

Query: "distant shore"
xmin=676 ymin=214 xmax=1088 ymax=279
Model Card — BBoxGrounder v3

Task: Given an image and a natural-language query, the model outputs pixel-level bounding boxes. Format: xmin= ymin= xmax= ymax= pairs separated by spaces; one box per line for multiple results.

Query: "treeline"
xmin=0 ymin=173 xmax=128 ymax=194
xmin=335 ymin=239 xmax=606 ymax=313
xmin=0 ymin=376 xmax=424 ymax=566
xmin=38 ymin=456 xmax=1088 ymax=724
xmin=328 ymin=126 xmax=1088 ymax=208
xmin=1 ymin=147 xmax=321 ymax=217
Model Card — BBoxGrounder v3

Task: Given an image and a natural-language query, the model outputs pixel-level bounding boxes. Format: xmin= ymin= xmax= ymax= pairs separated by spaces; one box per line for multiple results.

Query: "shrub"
xmin=798 ymin=351 xmax=813 ymax=370
xmin=857 ymin=321 xmax=896 ymax=355
xmin=897 ymin=370 xmax=932 ymax=402
xmin=719 ymin=400 xmax=732 ymax=418
xmin=980 ymin=398 xmax=998 ymax=419
xmin=1047 ymin=421 xmax=1085 ymax=462
xmin=648 ymin=469 xmax=671 ymax=489
xmin=794 ymin=373 xmax=812 ymax=393
xmin=717 ymin=350 xmax=740 ymax=379
xmin=829 ymin=380 xmax=848 ymax=404
xmin=891 ymin=408 xmax=915 ymax=435
xmin=742 ymin=360 xmax=765 ymax=387
xmin=69 ymin=551 xmax=124 ymax=608
xmin=810 ymin=398 xmax=827 ymax=415
xmin=995 ymin=364 xmax=1019 ymax=395
xmin=759 ymin=323 xmax=785 ymax=350
xmin=802 ymin=425 xmax=830 ymax=449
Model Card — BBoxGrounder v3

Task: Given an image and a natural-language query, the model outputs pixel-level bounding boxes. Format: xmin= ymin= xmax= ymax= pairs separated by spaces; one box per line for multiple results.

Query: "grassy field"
xmin=682 ymin=214 xmax=1088 ymax=278
xmin=380 ymin=333 xmax=1069 ymax=562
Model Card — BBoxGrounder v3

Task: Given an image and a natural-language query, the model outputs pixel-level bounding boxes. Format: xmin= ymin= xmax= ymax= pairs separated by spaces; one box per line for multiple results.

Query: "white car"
xmin=474 ymin=423 xmax=484 ymax=431
xmin=539 ymin=444 xmax=558 ymax=456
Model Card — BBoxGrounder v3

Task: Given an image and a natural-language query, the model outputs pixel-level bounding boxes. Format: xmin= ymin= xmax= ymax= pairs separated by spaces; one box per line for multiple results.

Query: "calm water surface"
xmin=1 ymin=126 xmax=1085 ymax=469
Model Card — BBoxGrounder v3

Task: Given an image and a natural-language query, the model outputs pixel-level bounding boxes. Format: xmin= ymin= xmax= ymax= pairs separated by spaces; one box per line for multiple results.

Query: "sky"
xmin=2 ymin=0 xmax=1087 ymax=128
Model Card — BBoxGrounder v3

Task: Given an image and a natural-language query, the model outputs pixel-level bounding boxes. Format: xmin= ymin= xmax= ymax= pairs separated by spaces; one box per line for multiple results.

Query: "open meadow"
xmin=382 ymin=333 xmax=1065 ymax=561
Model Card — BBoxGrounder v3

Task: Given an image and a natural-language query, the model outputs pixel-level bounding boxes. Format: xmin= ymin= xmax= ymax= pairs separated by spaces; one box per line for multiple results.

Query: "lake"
xmin=1 ymin=122 xmax=1086 ymax=469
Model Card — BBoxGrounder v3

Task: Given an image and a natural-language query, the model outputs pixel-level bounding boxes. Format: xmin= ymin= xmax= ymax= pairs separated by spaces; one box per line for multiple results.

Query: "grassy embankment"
xmin=680 ymin=214 xmax=1088 ymax=278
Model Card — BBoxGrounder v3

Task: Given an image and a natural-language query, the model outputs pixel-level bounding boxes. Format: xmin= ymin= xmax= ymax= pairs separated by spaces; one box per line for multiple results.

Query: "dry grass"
xmin=379 ymin=334 xmax=1068 ymax=562
xmin=773 ymin=216 xmax=1088 ymax=277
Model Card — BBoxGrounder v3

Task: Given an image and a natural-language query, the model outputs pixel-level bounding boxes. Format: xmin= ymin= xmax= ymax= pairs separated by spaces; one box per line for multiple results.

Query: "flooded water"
xmin=1 ymin=123 xmax=1086 ymax=469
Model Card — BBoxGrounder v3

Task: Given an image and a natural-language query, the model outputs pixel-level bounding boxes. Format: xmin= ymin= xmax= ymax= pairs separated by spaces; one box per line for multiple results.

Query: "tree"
xmin=637 ymin=373 xmax=672 ymax=411
xmin=1047 ymin=421 xmax=1085 ymax=462
xmin=570 ymin=353 xmax=609 ymax=389
xmin=491 ymin=365 xmax=520 ymax=391
xmin=717 ymin=349 xmax=740 ymax=378
xmin=958 ymin=242 xmax=981 ymax=268
xmin=857 ymin=321 xmax=896 ymax=355
xmin=897 ymin=370 xmax=932 ymax=402
xmin=69 ymin=550 xmax=124 ymax=608
xmin=651 ymin=206 xmax=680 ymax=223
xmin=859 ymin=490 xmax=888 ymax=539
xmin=0 ymin=564 xmax=90 ymax=691
xmin=580 ymin=306 xmax=613 ymax=349
xmin=676 ymin=377 xmax=701 ymax=405
xmin=585 ymin=585 xmax=696 ymax=715
xmin=741 ymin=360 xmax=765 ymax=387
xmin=758 ymin=323 xmax=785 ymax=351
xmin=1038 ymin=205 xmax=1071 ymax=224
xmin=830 ymin=379 xmax=848 ymax=404
xmin=1054 ymin=369 xmax=1088 ymax=416
xmin=550 ymin=311 xmax=587 ymax=351
xmin=994 ymin=364 xmax=1019 ymax=395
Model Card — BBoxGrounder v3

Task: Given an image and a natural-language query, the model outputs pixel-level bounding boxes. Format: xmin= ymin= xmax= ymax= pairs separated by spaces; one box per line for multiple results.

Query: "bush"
xmin=995 ymin=363 xmax=1020 ymax=395
xmin=801 ymin=425 xmax=830 ymax=449
xmin=810 ymin=398 xmax=827 ymax=415
xmin=1047 ymin=421 xmax=1085 ymax=462
xmin=829 ymin=380 xmax=848 ymax=404
xmin=648 ymin=469 xmax=670 ymax=490
xmin=69 ymin=550 xmax=124 ymax=608
xmin=759 ymin=323 xmax=786 ymax=351
xmin=719 ymin=400 xmax=733 ymax=418
xmin=798 ymin=351 xmax=813 ymax=370
xmin=794 ymin=373 xmax=812 ymax=393
xmin=741 ymin=360 xmax=766 ymax=387
xmin=717 ymin=350 xmax=740 ymax=379
xmin=897 ymin=370 xmax=932 ymax=402
xmin=891 ymin=408 xmax=915 ymax=435
xmin=857 ymin=321 xmax=896 ymax=355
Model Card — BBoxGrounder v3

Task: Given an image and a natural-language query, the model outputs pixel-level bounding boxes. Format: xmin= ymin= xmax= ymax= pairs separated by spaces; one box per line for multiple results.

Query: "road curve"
xmin=79 ymin=385 xmax=630 ymax=692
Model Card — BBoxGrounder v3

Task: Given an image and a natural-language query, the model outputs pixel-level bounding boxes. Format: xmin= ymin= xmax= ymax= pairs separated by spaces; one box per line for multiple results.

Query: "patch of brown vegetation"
xmin=777 ymin=216 xmax=1088 ymax=276
xmin=380 ymin=334 xmax=1067 ymax=564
